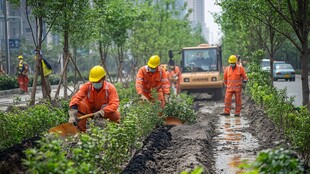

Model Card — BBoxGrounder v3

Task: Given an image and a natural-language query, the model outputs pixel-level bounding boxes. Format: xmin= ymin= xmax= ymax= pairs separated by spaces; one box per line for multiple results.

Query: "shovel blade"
xmin=49 ymin=123 xmax=79 ymax=138
xmin=165 ymin=116 xmax=182 ymax=125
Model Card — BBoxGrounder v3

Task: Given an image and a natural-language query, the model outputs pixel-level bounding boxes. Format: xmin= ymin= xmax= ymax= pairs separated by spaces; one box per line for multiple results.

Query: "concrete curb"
xmin=0 ymin=85 xmax=59 ymax=96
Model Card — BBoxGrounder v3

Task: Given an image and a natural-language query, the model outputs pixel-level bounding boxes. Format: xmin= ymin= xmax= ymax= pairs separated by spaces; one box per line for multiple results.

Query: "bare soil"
xmin=122 ymin=96 xmax=289 ymax=174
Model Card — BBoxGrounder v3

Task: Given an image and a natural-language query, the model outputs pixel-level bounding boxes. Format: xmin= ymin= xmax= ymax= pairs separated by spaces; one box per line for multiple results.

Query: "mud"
xmin=122 ymin=96 xmax=289 ymax=174
xmin=0 ymin=136 xmax=40 ymax=174
xmin=0 ymin=96 xmax=297 ymax=174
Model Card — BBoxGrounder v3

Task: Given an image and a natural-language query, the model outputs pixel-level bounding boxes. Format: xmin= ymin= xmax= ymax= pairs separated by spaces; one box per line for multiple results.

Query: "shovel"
xmin=164 ymin=116 xmax=182 ymax=125
xmin=49 ymin=113 xmax=94 ymax=138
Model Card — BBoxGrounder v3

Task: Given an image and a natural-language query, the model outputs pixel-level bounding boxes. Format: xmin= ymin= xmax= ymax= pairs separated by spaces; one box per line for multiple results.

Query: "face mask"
xmin=170 ymin=66 xmax=175 ymax=70
xmin=230 ymin=63 xmax=236 ymax=68
xmin=92 ymin=82 xmax=103 ymax=89
xmin=148 ymin=66 xmax=157 ymax=73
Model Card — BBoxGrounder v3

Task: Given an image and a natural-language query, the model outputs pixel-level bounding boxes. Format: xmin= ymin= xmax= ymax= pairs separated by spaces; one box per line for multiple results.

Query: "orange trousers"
xmin=17 ymin=75 xmax=29 ymax=93
xmin=77 ymin=100 xmax=120 ymax=131
xmin=224 ymin=90 xmax=242 ymax=115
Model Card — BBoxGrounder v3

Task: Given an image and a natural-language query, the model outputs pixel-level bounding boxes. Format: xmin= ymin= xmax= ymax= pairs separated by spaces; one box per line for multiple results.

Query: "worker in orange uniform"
xmin=220 ymin=55 xmax=248 ymax=116
xmin=167 ymin=59 xmax=182 ymax=95
xmin=16 ymin=55 xmax=29 ymax=94
xmin=136 ymin=55 xmax=170 ymax=108
xmin=68 ymin=65 xmax=120 ymax=131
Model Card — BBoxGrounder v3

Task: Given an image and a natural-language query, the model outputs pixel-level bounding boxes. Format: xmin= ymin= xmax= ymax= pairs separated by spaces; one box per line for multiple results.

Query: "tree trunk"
xmin=63 ymin=30 xmax=69 ymax=98
xmin=30 ymin=17 xmax=44 ymax=105
xmin=301 ymin=40 xmax=309 ymax=106
xmin=54 ymin=56 xmax=70 ymax=99
xmin=99 ymin=41 xmax=113 ymax=82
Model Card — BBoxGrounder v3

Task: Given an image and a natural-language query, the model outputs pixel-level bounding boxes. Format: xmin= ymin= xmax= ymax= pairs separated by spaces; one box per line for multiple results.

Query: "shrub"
xmin=240 ymin=148 xmax=305 ymax=174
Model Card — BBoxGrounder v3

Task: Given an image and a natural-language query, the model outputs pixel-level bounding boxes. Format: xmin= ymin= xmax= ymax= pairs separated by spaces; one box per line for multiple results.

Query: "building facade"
xmin=187 ymin=0 xmax=210 ymax=42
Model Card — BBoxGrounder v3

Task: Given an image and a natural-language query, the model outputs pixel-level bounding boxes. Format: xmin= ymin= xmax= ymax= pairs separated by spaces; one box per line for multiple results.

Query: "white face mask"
xmin=230 ymin=63 xmax=236 ymax=68
xmin=148 ymin=66 xmax=157 ymax=73
xmin=92 ymin=82 xmax=103 ymax=89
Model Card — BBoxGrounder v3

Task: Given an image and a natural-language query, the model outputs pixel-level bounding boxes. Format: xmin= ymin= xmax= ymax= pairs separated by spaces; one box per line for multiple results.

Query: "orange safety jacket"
xmin=168 ymin=66 xmax=182 ymax=84
xmin=135 ymin=65 xmax=170 ymax=97
xmin=69 ymin=81 xmax=119 ymax=114
xmin=224 ymin=65 xmax=248 ymax=92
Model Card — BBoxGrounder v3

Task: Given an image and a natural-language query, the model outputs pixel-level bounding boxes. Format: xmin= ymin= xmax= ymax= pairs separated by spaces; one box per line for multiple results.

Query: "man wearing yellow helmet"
xmin=68 ymin=65 xmax=120 ymax=131
xmin=136 ymin=55 xmax=170 ymax=108
xmin=220 ymin=55 xmax=248 ymax=116
xmin=16 ymin=55 xmax=29 ymax=94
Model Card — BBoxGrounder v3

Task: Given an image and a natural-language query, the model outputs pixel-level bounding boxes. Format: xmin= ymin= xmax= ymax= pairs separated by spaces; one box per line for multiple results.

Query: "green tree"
xmin=218 ymin=0 xmax=287 ymax=84
xmin=51 ymin=0 xmax=90 ymax=99
xmin=266 ymin=0 xmax=310 ymax=107
xmin=10 ymin=0 xmax=64 ymax=104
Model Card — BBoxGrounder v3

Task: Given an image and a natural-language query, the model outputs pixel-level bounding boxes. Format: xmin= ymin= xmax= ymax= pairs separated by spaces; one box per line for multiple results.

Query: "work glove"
xmin=242 ymin=80 xmax=247 ymax=89
xmin=164 ymin=94 xmax=170 ymax=103
xmin=68 ymin=109 xmax=78 ymax=125
xmin=139 ymin=94 xmax=148 ymax=102
xmin=94 ymin=109 xmax=105 ymax=119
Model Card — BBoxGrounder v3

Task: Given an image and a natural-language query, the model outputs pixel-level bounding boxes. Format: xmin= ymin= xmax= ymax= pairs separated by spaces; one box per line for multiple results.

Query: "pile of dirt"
xmin=122 ymin=101 xmax=220 ymax=174
xmin=243 ymin=96 xmax=287 ymax=149
xmin=0 ymin=136 xmax=40 ymax=174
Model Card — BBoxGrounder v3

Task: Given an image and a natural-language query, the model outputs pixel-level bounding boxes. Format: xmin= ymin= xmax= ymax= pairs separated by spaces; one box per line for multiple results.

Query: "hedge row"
xmin=246 ymin=52 xmax=310 ymax=163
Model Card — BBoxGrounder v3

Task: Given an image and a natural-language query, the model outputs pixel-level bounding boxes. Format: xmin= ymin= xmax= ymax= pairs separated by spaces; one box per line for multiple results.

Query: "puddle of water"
xmin=213 ymin=115 xmax=259 ymax=174
xmin=199 ymin=106 xmax=214 ymax=114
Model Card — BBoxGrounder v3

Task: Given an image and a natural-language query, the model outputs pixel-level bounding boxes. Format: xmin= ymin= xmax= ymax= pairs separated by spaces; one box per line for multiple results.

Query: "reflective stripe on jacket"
xmin=69 ymin=81 xmax=119 ymax=114
xmin=224 ymin=65 xmax=248 ymax=92
xmin=17 ymin=60 xmax=28 ymax=75
xmin=135 ymin=65 xmax=170 ymax=95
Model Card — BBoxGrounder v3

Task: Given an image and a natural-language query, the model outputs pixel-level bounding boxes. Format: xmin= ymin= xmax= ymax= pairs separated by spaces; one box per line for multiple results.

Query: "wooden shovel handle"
xmin=78 ymin=113 xmax=94 ymax=120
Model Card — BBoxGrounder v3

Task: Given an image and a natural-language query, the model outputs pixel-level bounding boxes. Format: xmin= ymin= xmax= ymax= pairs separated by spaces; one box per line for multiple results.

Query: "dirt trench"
xmin=122 ymin=96 xmax=287 ymax=174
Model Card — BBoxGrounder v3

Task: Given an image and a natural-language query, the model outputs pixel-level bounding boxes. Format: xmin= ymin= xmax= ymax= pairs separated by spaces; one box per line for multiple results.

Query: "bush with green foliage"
xmin=247 ymin=50 xmax=310 ymax=164
xmin=163 ymin=93 xmax=197 ymax=123
xmin=0 ymin=101 xmax=67 ymax=150
xmin=0 ymin=74 xmax=18 ymax=90
xmin=239 ymin=148 xmax=305 ymax=174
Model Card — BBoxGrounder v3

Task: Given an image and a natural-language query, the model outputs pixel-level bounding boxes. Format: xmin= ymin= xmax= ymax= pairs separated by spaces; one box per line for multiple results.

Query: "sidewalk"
xmin=0 ymin=85 xmax=74 ymax=111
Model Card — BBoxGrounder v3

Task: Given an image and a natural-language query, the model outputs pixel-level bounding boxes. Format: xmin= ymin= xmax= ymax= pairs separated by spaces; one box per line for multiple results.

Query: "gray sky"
xmin=205 ymin=1 xmax=222 ymax=44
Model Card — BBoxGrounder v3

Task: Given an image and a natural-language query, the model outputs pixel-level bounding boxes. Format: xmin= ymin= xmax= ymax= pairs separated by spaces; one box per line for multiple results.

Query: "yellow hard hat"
xmin=148 ymin=55 xmax=160 ymax=68
xmin=89 ymin=65 xmax=106 ymax=82
xmin=18 ymin=55 xmax=23 ymax=59
xmin=228 ymin=55 xmax=237 ymax=63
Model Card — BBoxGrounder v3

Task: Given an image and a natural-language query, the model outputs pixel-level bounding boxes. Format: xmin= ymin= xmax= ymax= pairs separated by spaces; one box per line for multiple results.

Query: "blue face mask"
xmin=92 ymin=82 xmax=103 ymax=89
xmin=148 ymin=66 xmax=157 ymax=73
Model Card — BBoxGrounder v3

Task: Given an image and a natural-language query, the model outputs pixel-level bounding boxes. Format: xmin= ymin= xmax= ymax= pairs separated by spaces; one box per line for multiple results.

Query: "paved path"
xmin=0 ymin=85 xmax=74 ymax=111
